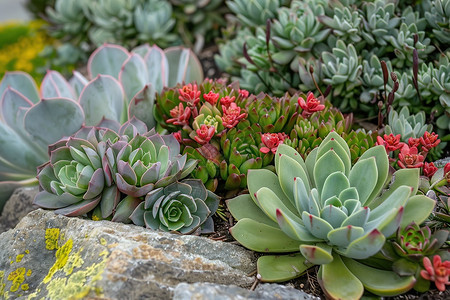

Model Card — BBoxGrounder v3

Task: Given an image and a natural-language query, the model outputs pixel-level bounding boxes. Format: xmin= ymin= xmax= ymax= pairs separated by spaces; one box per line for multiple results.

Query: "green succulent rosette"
xmin=130 ymin=179 xmax=220 ymax=234
xmin=227 ymin=131 xmax=435 ymax=299
xmin=34 ymin=125 xmax=122 ymax=217
xmin=114 ymin=127 xmax=197 ymax=197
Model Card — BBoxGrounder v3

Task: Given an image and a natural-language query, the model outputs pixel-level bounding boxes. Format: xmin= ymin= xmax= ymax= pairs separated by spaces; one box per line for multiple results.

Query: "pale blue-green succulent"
xmin=384 ymin=106 xmax=433 ymax=142
xmin=0 ymin=43 xmax=203 ymax=212
xmin=228 ymin=131 xmax=435 ymax=299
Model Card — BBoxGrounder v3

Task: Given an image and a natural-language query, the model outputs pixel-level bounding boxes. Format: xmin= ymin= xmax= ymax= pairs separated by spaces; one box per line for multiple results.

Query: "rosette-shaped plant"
xmin=228 ymin=131 xmax=435 ymax=299
xmin=33 ymin=124 xmax=123 ymax=217
xmin=384 ymin=107 xmax=433 ymax=142
xmin=379 ymin=222 xmax=449 ymax=291
xmin=425 ymin=0 xmax=450 ymax=45
xmin=235 ymin=92 xmax=298 ymax=133
xmin=322 ymin=40 xmax=363 ymax=111
xmin=114 ymin=128 xmax=197 ymax=197
xmin=130 ymin=179 xmax=220 ymax=234
xmin=0 ymin=42 xmax=203 ymax=212
xmin=219 ymin=123 xmax=270 ymax=190
xmin=226 ymin=0 xmax=284 ymax=28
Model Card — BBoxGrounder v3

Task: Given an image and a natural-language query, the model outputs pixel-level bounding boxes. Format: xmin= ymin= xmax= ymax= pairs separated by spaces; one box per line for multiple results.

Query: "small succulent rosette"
xmin=34 ymin=125 xmax=122 ymax=217
xmin=130 ymin=179 xmax=220 ymax=234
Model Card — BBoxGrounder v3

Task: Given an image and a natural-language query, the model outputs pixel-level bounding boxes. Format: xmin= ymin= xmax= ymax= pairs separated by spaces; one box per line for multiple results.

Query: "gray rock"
xmin=0 ymin=186 xmax=39 ymax=233
xmin=173 ymin=282 xmax=317 ymax=300
xmin=0 ymin=209 xmax=256 ymax=299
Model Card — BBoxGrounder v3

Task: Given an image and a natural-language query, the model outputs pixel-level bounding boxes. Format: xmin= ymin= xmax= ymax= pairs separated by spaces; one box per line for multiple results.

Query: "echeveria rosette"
xmin=34 ymin=126 xmax=121 ymax=217
xmin=130 ymin=179 xmax=220 ymax=234
xmin=227 ymin=131 xmax=435 ymax=299
xmin=114 ymin=130 xmax=197 ymax=197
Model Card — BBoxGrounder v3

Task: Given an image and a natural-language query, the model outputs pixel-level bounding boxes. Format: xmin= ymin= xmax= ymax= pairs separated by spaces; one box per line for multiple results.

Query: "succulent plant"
xmin=216 ymin=0 xmax=447 ymax=120
xmin=0 ymin=43 xmax=203 ymax=212
xmin=384 ymin=106 xmax=433 ymax=142
xmin=34 ymin=118 xmax=202 ymax=221
xmin=424 ymin=0 xmax=450 ymax=45
xmin=376 ymin=221 xmax=449 ymax=292
xmin=226 ymin=0 xmax=285 ymax=28
xmin=130 ymin=179 xmax=220 ymax=233
xmin=420 ymin=255 xmax=450 ymax=292
xmin=227 ymin=131 xmax=435 ymax=298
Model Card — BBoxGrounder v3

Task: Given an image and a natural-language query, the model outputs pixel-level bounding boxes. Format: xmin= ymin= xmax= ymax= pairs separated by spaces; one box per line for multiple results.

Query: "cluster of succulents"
xmin=39 ymin=0 xmax=227 ymax=69
xmin=34 ymin=118 xmax=219 ymax=233
xmin=227 ymin=131 xmax=436 ymax=298
xmin=0 ymin=42 xmax=203 ymax=210
xmin=215 ymin=0 xmax=450 ymax=132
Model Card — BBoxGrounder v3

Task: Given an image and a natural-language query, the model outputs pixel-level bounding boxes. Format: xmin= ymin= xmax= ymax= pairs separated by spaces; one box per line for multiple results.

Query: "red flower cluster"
xmin=167 ymin=103 xmax=191 ymax=126
xmin=260 ymin=133 xmax=288 ymax=154
xmin=239 ymin=89 xmax=249 ymax=98
xmin=420 ymin=131 xmax=440 ymax=152
xmin=298 ymin=92 xmax=325 ymax=117
xmin=397 ymin=145 xmax=424 ymax=169
xmin=203 ymin=91 xmax=220 ymax=105
xmin=194 ymin=124 xmax=216 ymax=145
xmin=179 ymin=83 xmax=200 ymax=107
xmin=222 ymin=103 xmax=247 ymax=128
xmin=423 ymin=162 xmax=438 ymax=178
xmin=220 ymin=95 xmax=236 ymax=107
xmin=420 ymin=255 xmax=450 ymax=292
xmin=376 ymin=134 xmax=405 ymax=153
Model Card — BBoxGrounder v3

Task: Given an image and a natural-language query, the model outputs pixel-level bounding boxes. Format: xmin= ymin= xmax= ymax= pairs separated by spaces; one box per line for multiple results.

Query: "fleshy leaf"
xmin=349 ymin=157 xmax=378 ymax=205
xmin=0 ymin=71 xmax=40 ymax=103
xmin=88 ymin=44 xmax=129 ymax=79
xmin=79 ymin=75 xmax=124 ymax=125
xmin=119 ymin=53 xmax=149 ymax=101
xmin=165 ymin=47 xmax=203 ymax=87
xmin=230 ymin=218 xmax=302 ymax=253
xmin=300 ymin=244 xmax=333 ymax=265
xmin=227 ymin=194 xmax=278 ymax=227
xmin=128 ymin=85 xmax=156 ymax=129
xmin=257 ymin=254 xmax=311 ymax=282
xmin=342 ymin=256 xmax=416 ymax=296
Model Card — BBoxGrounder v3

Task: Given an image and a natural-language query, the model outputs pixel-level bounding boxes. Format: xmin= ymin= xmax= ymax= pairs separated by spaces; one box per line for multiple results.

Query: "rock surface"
xmin=173 ymin=282 xmax=317 ymax=300
xmin=0 ymin=186 xmax=38 ymax=234
xmin=0 ymin=209 xmax=256 ymax=299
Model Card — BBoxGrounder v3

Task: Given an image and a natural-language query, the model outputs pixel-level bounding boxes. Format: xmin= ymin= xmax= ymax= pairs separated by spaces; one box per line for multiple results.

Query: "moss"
xmin=45 ymin=228 xmax=60 ymax=250
xmin=43 ymin=239 xmax=73 ymax=284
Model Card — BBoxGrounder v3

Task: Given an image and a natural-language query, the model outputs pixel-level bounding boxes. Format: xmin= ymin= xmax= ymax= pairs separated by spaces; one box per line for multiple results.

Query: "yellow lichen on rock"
xmin=63 ymin=248 xmax=84 ymax=276
xmin=45 ymin=228 xmax=60 ymax=250
xmin=15 ymin=254 xmax=25 ymax=263
xmin=0 ymin=271 xmax=5 ymax=297
xmin=43 ymin=239 xmax=73 ymax=284
xmin=44 ymin=250 xmax=109 ymax=299
xmin=7 ymin=267 xmax=25 ymax=292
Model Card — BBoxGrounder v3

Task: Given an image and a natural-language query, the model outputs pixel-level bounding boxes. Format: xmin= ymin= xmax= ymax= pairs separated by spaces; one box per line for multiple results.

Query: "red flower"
xmin=167 ymin=103 xmax=191 ymax=126
xmin=173 ymin=131 xmax=182 ymax=143
xmin=298 ymin=92 xmax=325 ymax=117
xmin=220 ymin=95 xmax=235 ymax=107
xmin=222 ymin=103 xmax=247 ymax=128
xmin=376 ymin=134 xmax=405 ymax=153
xmin=260 ymin=133 xmax=288 ymax=154
xmin=408 ymin=137 xmax=421 ymax=148
xmin=179 ymin=83 xmax=200 ymax=107
xmin=398 ymin=145 xmax=424 ymax=169
xmin=239 ymin=89 xmax=249 ymax=98
xmin=420 ymin=131 xmax=440 ymax=152
xmin=420 ymin=255 xmax=450 ymax=292
xmin=423 ymin=162 xmax=438 ymax=178
xmin=194 ymin=124 xmax=215 ymax=145
xmin=203 ymin=91 xmax=220 ymax=105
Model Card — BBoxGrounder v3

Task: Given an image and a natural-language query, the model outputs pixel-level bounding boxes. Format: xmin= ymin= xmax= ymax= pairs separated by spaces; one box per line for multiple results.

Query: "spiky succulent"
xmin=227 ymin=131 xmax=435 ymax=299
xmin=130 ymin=179 xmax=220 ymax=234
